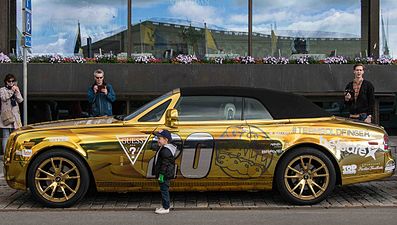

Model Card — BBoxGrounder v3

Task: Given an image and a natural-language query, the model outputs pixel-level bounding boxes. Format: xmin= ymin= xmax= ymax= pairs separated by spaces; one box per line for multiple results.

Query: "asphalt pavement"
xmin=1 ymin=208 xmax=397 ymax=225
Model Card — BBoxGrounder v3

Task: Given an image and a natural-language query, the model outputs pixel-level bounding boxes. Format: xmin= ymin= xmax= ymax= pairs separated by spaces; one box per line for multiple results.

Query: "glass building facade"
xmin=16 ymin=0 xmax=367 ymax=58
xmin=252 ymin=1 xmax=361 ymax=58
xmin=9 ymin=0 xmax=397 ymax=136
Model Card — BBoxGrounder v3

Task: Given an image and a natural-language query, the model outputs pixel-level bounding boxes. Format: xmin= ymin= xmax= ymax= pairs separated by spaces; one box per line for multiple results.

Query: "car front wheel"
xmin=276 ymin=147 xmax=336 ymax=205
xmin=27 ymin=150 xmax=90 ymax=208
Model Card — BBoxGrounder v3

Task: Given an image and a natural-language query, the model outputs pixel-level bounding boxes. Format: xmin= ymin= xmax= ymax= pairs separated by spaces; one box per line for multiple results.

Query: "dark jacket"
xmin=87 ymin=83 xmax=116 ymax=116
xmin=153 ymin=144 xmax=176 ymax=179
xmin=344 ymin=79 xmax=375 ymax=115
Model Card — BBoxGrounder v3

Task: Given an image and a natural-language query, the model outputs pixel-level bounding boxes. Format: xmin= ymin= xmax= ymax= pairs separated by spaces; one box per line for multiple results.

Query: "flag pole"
xmin=204 ymin=22 xmax=208 ymax=56
xmin=248 ymin=0 xmax=252 ymax=56
xmin=140 ymin=20 xmax=143 ymax=53
xmin=127 ymin=0 xmax=132 ymax=57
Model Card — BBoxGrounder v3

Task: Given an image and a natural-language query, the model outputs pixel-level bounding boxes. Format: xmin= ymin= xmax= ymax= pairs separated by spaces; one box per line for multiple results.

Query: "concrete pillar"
xmin=361 ymin=0 xmax=380 ymax=58
xmin=0 ymin=0 xmax=16 ymax=54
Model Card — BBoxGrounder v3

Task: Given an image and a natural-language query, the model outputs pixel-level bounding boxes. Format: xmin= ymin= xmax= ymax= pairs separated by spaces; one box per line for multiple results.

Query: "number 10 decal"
xmin=181 ymin=133 xmax=214 ymax=178
xmin=146 ymin=132 xmax=214 ymax=179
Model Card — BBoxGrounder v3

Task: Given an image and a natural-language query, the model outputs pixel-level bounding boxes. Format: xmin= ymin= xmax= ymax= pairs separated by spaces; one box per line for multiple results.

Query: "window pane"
xmin=252 ymin=1 xmax=361 ymax=58
xmin=138 ymin=100 xmax=171 ymax=122
xmin=380 ymin=0 xmax=396 ymax=57
xmin=244 ymin=98 xmax=273 ymax=120
xmin=132 ymin=0 xmax=248 ymax=58
xmin=124 ymin=91 xmax=172 ymax=121
xmin=175 ymin=96 xmax=242 ymax=121
xmin=17 ymin=0 xmax=127 ymax=56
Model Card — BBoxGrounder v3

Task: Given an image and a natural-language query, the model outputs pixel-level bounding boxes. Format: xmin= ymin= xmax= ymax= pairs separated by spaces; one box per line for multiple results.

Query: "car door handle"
xmin=141 ymin=130 xmax=154 ymax=134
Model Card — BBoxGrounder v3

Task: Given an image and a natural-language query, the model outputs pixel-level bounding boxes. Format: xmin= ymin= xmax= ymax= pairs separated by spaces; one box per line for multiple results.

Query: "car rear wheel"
xmin=27 ymin=150 xmax=89 ymax=208
xmin=276 ymin=147 xmax=336 ymax=205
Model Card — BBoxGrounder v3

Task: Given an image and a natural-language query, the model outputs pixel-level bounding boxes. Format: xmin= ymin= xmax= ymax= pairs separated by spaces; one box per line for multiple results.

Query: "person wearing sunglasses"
xmin=0 ymin=74 xmax=23 ymax=155
xmin=87 ymin=69 xmax=116 ymax=117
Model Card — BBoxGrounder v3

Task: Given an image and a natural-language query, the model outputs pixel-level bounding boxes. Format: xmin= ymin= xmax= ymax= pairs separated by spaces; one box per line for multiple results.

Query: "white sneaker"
xmin=155 ymin=207 xmax=170 ymax=214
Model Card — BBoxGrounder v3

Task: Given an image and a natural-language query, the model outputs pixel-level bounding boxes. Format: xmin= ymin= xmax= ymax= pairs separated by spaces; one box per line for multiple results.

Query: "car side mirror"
xmin=165 ymin=109 xmax=178 ymax=128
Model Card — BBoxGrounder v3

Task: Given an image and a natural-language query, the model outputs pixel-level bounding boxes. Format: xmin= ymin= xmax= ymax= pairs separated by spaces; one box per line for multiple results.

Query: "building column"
xmin=248 ymin=0 xmax=252 ymax=56
xmin=0 ymin=0 xmax=16 ymax=54
xmin=361 ymin=0 xmax=380 ymax=58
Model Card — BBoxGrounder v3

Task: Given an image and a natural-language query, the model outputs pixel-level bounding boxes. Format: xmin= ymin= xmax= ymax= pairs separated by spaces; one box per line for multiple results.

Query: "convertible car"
xmin=3 ymin=87 xmax=395 ymax=207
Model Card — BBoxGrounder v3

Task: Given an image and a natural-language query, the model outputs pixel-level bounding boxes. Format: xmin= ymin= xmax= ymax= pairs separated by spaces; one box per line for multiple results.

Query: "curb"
xmin=0 ymin=204 xmax=396 ymax=212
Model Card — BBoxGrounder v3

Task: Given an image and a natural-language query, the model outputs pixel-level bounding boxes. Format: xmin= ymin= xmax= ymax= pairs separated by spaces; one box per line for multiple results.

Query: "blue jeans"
xmin=350 ymin=113 xmax=368 ymax=121
xmin=2 ymin=128 xmax=11 ymax=155
xmin=159 ymin=179 xmax=170 ymax=209
xmin=358 ymin=113 xmax=368 ymax=121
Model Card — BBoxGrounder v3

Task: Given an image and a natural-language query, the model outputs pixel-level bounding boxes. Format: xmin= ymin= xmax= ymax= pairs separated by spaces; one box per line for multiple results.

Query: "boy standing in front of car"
xmin=344 ymin=63 xmax=375 ymax=123
xmin=153 ymin=129 xmax=176 ymax=214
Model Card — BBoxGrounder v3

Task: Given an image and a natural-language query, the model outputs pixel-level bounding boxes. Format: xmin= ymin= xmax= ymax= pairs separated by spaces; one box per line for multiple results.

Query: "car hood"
xmin=24 ymin=116 xmax=118 ymax=129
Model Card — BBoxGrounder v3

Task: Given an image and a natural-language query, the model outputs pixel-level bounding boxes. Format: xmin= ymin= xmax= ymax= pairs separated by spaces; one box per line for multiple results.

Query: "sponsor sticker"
xmin=358 ymin=165 xmax=383 ymax=172
xmin=46 ymin=137 xmax=69 ymax=142
xmin=116 ymin=135 xmax=150 ymax=165
xmin=342 ymin=164 xmax=357 ymax=175
xmin=22 ymin=149 xmax=32 ymax=157
xmin=293 ymin=127 xmax=371 ymax=137
xmin=385 ymin=160 xmax=396 ymax=173
xmin=320 ymin=136 xmax=379 ymax=160
xmin=15 ymin=149 xmax=33 ymax=157
xmin=261 ymin=149 xmax=283 ymax=155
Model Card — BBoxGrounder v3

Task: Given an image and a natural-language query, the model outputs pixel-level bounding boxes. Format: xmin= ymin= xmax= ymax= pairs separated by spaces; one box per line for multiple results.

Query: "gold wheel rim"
xmin=34 ymin=157 xmax=81 ymax=203
xmin=284 ymin=155 xmax=329 ymax=201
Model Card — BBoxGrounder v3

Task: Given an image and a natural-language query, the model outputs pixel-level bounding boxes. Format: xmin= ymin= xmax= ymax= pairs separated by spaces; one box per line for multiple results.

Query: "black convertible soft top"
xmin=180 ymin=87 xmax=331 ymax=119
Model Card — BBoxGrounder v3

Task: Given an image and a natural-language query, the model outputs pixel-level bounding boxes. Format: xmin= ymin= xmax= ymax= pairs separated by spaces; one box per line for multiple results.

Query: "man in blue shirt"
xmin=87 ymin=69 xmax=116 ymax=116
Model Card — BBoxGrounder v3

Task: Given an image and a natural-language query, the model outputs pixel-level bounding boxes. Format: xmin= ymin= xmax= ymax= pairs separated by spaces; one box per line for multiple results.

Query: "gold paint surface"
xmin=4 ymin=91 xmax=395 ymax=197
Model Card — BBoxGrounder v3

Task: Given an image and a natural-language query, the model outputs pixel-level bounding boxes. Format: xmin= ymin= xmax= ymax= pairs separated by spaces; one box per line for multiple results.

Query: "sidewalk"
xmin=0 ymin=179 xmax=396 ymax=211
xmin=0 ymin=137 xmax=396 ymax=211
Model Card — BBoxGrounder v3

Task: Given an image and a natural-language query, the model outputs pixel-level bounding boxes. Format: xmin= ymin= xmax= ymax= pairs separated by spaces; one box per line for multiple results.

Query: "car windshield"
xmin=123 ymin=91 xmax=173 ymax=121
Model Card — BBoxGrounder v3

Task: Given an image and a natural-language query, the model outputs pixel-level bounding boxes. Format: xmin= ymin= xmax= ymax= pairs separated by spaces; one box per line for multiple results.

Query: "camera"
xmin=97 ymin=85 xmax=106 ymax=91
xmin=345 ymin=89 xmax=353 ymax=96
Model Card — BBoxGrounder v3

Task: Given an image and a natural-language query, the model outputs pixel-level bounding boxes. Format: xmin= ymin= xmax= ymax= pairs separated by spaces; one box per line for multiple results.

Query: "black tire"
xmin=276 ymin=147 xmax=336 ymax=205
xmin=27 ymin=150 xmax=90 ymax=208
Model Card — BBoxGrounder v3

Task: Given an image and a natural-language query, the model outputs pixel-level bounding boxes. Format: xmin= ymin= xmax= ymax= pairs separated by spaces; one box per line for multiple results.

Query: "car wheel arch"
xmin=273 ymin=143 xmax=342 ymax=188
xmin=26 ymin=146 xmax=96 ymax=192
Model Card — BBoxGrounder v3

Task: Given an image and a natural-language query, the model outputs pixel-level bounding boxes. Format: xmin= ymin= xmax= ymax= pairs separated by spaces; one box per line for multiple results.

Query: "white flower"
xmin=377 ymin=56 xmax=393 ymax=65
xmin=296 ymin=55 xmax=309 ymax=64
xmin=263 ymin=56 xmax=289 ymax=64
xmin=175 ymin=54 xmax=198 ymax=64
xmin=0 ymin=52 xmax=11 ymax=63
xmin=325 ymin=56 xmax=347 ymax=64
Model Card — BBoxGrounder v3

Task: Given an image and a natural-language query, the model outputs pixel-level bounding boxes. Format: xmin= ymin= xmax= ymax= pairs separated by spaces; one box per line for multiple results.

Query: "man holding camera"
xmin=87 ymin=69 xmax=116 ymax=117
xmin=344 ymin=63 xmax=374 ymax=123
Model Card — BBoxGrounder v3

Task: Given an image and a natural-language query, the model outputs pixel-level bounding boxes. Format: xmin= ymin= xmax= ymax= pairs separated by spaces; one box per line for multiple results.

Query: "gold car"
xmin=3 ymin=87 xmax=396 ymax=207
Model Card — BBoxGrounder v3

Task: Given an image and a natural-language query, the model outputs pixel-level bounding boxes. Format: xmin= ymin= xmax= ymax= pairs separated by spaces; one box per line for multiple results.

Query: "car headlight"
xmin=4 ymin=133 xmax=17 ymax=164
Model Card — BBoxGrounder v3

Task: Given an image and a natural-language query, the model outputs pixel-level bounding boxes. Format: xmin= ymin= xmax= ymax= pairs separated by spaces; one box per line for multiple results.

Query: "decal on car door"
xmin=116 ymin=135 xmax=150 ymax=165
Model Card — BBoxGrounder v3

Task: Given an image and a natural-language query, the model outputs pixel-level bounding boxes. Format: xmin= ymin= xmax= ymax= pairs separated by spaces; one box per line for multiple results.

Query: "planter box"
xmin=0 ymin=63 xmax=396 ymax=99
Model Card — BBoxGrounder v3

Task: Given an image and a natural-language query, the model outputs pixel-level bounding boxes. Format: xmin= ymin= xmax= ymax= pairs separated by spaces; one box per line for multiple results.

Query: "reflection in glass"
xmin=252 ymin=1 xmax=361 ymax=58
xmin=16 ymin=0 xmax=369 ymax=59
xmin=380 ymin=0 xmax=395 ymax=57
xmin=17 ymin=0 xmax=127 ymax=56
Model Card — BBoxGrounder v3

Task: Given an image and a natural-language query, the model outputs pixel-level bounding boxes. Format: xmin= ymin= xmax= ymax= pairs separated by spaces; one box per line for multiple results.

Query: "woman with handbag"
xmin=0 ymin=74 xmax=23 ymax=155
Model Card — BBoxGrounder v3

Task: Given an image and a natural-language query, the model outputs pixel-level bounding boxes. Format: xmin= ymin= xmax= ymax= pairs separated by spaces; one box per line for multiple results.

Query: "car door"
xmin=151 ymin=96 xmax=253 ymax=191
xmin=244 ymin=97 xmax=285 ymax=180
xmin=80 ymin=94 xmax=177 ymax=191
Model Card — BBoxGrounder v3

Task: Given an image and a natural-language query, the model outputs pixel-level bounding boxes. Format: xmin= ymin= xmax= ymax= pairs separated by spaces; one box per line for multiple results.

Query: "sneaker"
xmin=155 ymin=207 xmax=170 ymax=214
